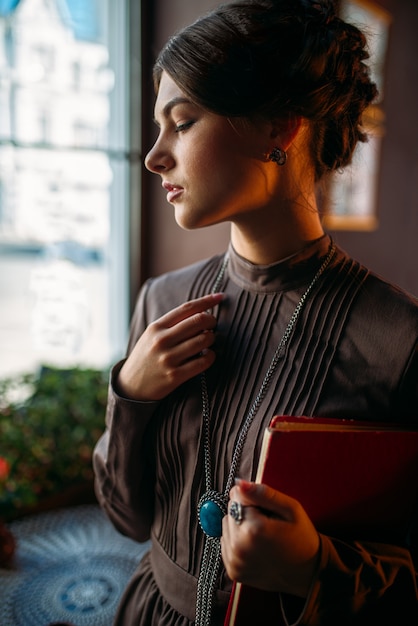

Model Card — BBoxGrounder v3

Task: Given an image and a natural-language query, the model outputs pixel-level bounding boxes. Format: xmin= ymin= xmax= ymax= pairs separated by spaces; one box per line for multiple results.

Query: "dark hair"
xmin=154 ymin=0 xmax=377 ymax=181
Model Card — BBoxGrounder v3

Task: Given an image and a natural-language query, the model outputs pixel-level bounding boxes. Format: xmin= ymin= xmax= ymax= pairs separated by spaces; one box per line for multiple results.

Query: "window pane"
xmin=0 ymin=0 xmax=129 ymax=377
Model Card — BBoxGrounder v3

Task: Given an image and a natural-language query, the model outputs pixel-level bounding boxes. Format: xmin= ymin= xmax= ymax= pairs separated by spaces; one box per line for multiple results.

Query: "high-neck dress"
xmin=93 ymin=235 xmax=418 ymax=625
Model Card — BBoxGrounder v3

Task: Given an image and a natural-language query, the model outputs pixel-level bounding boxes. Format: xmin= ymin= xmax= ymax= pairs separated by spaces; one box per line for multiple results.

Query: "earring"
xmin=268 ymin=147 xmax=287 ymax=166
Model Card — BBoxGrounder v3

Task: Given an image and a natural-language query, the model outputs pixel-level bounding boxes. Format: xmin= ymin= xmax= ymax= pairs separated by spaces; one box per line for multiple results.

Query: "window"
xmin=0 ymin=0 xmax=137 ymax=377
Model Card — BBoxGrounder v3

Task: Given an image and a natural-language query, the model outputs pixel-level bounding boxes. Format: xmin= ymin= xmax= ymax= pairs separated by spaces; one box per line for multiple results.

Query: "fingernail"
xmin=235 ymin=478 xmax=252 ymax=492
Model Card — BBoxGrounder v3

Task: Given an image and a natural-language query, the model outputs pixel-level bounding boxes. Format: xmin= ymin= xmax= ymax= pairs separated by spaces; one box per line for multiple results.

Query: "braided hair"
xmin=154 ymin=0 xmax=377 ymax=181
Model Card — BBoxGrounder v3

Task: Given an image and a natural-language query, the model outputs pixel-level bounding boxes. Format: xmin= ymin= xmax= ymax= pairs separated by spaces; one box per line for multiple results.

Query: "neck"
xmin=230 ymin=204 xmax=325 ymax=265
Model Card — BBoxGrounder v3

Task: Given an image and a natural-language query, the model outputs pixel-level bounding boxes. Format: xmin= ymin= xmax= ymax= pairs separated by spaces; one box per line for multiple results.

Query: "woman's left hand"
xmin=221 ymin=479 xmax=320 ymax=598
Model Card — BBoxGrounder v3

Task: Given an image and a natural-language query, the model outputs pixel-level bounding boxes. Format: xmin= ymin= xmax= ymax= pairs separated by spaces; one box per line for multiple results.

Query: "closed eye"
xmin=175 ymin=121 xmax=195 ymax=133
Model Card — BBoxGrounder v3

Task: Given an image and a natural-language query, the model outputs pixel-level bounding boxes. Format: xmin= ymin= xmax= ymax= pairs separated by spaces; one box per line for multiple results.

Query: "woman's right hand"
xmin=116 ymin=292 xmax=224 ymax=401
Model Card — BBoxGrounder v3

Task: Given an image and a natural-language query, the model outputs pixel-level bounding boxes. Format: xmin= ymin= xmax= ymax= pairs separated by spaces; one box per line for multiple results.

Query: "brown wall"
xmin=139 ymin=0 xmax=418 ymax=298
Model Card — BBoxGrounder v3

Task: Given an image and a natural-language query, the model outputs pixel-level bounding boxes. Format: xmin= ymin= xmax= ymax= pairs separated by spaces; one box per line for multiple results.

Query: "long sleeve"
xmin=93 ymin=361 xmax=159 ymax=542
xmin=297 ymin=535 xmax=418 ymax=625
xmin=93 ymin=279 xmax=161 ymax=542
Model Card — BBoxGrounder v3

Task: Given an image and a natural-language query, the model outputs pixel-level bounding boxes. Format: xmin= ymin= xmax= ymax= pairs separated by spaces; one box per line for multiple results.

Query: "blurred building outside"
xmin=0 ymin=0 xmax=129 ymax=379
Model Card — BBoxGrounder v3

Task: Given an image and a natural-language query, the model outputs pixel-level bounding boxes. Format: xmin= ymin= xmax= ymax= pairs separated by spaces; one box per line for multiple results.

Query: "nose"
xmin=144 ymin=137 xmax=174 ymax=174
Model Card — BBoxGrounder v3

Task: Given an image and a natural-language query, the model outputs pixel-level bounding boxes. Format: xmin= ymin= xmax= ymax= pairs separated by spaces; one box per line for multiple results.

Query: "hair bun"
xmin=155 ymin=0 xmax=378 ymax=181
xmin=300 ymin=0 xmax=338 ymax=25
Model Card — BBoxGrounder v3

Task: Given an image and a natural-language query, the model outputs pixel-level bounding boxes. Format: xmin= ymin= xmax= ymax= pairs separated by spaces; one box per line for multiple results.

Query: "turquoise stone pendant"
xmin=198 ymin=490 xmax=227 ymax=538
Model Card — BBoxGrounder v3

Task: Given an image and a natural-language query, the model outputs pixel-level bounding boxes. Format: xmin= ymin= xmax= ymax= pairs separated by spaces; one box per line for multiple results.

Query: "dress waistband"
xmin=150 ymin=535 xmax=231 ymax=622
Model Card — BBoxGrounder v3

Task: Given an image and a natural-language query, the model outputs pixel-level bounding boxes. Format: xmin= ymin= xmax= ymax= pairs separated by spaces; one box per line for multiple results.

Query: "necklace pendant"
xmin=197 ymin=490 xmax=227 ymax=538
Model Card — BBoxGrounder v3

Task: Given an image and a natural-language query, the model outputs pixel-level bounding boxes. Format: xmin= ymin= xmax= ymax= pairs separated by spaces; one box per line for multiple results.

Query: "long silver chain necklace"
xmin=195 ymin=242 xmax=336 ymax=626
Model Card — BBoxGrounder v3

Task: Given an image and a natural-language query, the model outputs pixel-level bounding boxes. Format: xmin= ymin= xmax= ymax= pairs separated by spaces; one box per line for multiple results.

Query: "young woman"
xmin=93 ymin=1 xmax=418 ymax=624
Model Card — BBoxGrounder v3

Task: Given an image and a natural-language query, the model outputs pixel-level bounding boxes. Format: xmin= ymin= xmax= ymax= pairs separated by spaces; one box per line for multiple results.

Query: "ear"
xmin=269 ymin=114 xmax=303 ymax=152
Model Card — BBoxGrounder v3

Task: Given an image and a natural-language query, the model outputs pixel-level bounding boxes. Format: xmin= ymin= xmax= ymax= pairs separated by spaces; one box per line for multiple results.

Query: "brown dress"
xmin=93 ymin=235 xmax=418 ymax=625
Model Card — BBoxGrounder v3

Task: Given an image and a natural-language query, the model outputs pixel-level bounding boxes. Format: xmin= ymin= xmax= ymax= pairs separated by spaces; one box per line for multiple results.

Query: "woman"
xmin=93 ymin=1 xmax=418 ymax=624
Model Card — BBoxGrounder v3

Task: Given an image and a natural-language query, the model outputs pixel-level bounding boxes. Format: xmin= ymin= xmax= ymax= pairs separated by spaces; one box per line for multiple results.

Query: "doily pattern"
xmin=0 ymin=505 xmax=150 ymax=626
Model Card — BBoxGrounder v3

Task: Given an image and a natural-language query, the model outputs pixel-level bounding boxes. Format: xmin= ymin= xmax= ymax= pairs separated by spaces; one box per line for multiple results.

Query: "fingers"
xmin=149 ymin=293 xmax=223 ymax=364
xmin=229 ymin=479 xmax=296 ymax=521
xmin=221 ymin=480 xmax=321 ymax=596
xmin=155 ymin=341 xmax=217 ymax=390
xmin=158 ymin=293 xmax=224 ymax=329
xmin=117 ymin=293 xmax=225 ymax=401
xmin=151 ymin=313 xmax=217 ymax=362
xmin=149 ymin=292 xmax=223 ymax=356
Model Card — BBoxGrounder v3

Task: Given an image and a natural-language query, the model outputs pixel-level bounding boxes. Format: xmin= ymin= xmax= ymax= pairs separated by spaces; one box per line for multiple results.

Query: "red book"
xmin=224 ymin=416 xmax=418 ymax=625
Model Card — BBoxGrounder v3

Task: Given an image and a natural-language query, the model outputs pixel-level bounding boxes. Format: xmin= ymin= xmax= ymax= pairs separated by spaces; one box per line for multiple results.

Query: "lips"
xmin=162 ymin=181 xmax=184 ymax=203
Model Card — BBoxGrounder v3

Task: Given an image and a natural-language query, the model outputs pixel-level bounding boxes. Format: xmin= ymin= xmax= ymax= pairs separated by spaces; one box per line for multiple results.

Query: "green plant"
xmin=0 ymin=365 xmax=108 ymax=520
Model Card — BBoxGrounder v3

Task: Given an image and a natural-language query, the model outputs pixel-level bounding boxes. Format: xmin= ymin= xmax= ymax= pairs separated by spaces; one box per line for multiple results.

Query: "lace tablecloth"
xmin=0 ymin=504 xmax=150 ymax=626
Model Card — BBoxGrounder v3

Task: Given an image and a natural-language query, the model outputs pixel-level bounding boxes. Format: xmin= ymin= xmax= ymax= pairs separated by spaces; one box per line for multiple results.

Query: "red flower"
xmin=0 ymin=457 xmax=10 ymax=481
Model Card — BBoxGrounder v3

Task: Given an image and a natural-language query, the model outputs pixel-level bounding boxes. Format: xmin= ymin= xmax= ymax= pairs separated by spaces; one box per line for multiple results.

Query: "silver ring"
xmin=229 ymin=501 xmax=244 ymax=525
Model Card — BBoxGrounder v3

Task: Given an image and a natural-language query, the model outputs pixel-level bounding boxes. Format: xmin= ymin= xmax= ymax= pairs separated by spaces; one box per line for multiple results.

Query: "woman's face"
xmin=145 ymin=72 xmax=278 ymax=230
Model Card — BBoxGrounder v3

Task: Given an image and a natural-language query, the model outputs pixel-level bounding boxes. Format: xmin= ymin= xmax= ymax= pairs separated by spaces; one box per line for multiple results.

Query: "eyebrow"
xmin=153 ymin=97 xmax=192 ymax=125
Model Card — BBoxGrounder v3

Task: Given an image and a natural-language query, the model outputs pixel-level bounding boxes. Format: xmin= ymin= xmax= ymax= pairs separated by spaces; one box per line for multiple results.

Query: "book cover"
xmin=224 ymin=416 xmax=418 ymax=625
